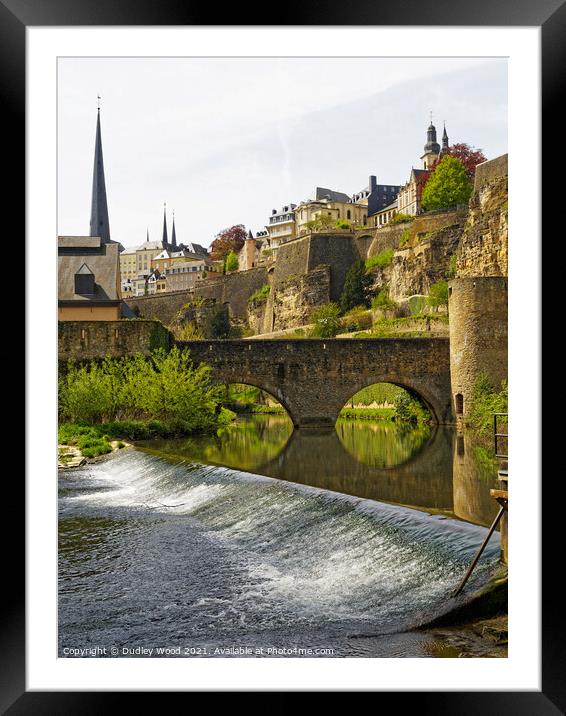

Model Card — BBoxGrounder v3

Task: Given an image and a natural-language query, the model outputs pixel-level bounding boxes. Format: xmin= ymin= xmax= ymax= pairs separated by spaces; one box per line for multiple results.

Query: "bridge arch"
xmin=335 ymin=378 xmax=442 ymax=425
xmin=179 ymin=338 xmax=453 ymax=430
xmin=213 ymin=380 xmax=294 ymax=422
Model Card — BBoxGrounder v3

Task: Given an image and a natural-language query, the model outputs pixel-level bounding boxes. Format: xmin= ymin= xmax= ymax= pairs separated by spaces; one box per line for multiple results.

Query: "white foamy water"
xmin=59 ymin=450 xmax=500 ymax=656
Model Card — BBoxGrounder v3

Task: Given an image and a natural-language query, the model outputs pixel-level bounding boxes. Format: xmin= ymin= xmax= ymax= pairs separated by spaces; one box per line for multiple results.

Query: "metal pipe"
xmin=452 ymin=505 xmax=506 ymax=597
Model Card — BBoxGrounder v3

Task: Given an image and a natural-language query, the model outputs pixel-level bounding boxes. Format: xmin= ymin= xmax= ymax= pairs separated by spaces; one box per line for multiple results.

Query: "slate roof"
xmin=181 ymin=242 xmax=208 ymax=256
xmin=314 ymin=187 xmax=351 ymax=203
xmin=59 ymin=236 xmax=101 ymax=250
xmin=58 ymin=236 xmax=120 ymax=302
xmin=137 ymin=240 xmax=164 ymax=251
xmin=376 ymin=198 xmax=398 ymax=213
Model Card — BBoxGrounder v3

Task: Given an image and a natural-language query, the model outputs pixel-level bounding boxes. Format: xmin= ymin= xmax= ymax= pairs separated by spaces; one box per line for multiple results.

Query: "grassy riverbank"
xmin=338 ymin=407 xmax=396 ymax=420
xmin=58 ymin=347 xmax=237 ymax=464
xmin=58 ymin=412 xmax=237 ymax=465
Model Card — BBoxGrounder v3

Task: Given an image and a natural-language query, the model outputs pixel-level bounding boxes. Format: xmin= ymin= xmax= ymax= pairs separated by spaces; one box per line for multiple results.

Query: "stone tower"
xmin=448 ymin=277 xmax=508 ymax=424
xmin=421 ymin=117 xmax=441 ymax=170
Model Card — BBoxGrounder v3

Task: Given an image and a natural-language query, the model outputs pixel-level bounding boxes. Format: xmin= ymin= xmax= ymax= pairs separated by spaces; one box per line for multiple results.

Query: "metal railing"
xmin=493 ymin=412 xmax=508 ymax=460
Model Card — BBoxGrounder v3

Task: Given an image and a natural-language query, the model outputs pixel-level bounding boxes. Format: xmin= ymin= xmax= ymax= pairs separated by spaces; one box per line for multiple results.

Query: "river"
xmin=58 ymin=415 xmax=501 ymax=658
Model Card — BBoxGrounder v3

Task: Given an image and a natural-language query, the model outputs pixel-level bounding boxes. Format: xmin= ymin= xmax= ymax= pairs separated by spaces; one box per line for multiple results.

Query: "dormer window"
xmin=74 ymin=263 xmax=95 ymax=295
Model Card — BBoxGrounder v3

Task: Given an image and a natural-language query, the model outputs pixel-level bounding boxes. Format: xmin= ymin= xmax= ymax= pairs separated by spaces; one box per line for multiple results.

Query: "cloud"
xmin=58 ymin=57 xmax=507 ymax=248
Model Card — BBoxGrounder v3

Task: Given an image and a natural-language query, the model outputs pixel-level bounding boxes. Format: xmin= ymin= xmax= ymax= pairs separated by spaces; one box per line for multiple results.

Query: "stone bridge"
xmin=178 ymin=337 xmax=453 ymax=429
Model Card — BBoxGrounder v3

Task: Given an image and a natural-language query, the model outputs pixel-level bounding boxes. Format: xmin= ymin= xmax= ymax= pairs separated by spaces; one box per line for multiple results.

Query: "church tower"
xmin=421 ymin=115 xmax=441 ymax=170
xmin=171 ymin=210 xmax=177 ymax=249
xmin=441 ymin=122 xmax=449 ymax=154
xmin=89 ymin=103 xmax=111 ymax=243
xmin=162 ymin=203 xmax=168 ymax=248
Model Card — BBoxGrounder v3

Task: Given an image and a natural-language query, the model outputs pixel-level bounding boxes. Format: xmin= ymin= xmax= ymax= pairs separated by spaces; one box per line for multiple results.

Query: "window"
xmin=455 ymin=393 xmax=464 ymax=415
xmin=74 ymin=271 xmax=95 ymax=295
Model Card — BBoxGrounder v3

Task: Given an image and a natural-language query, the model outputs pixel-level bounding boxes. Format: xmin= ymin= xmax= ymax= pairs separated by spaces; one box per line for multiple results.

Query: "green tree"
xmin=427 ymin=280 xmax=449 ymax=311
xmin=340 ymin=260 xmax=371 ymax=312
xmin=309 ymin=302 xmax=341 ymax=338
xmin=421 ymin=155 xmax=473 ymax=211
xmin=304 ymin=214 xmax=334 ymax=232
xmin=203 ymin=304 xmax=231 ymax=339
xmin=393 ymin=391 xmax=431 ymax=426
xmin=225 ymin=250 xmax=239 ymax=273
xmin=371 ymin=288 xmax=397 ymax=311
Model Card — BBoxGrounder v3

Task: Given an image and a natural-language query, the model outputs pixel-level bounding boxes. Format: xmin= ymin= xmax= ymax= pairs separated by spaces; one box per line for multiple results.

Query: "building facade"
xmin=164 ymin=260 xmax=208 ymax=291
xmin=58 ymin=236 xmax=122 ymax=320
xmin=119 ymin=248 xmax=137 ymax=293
xmin=370 ymin=199 xmax=399 ymax=228
xmin=266 ymin=204 xmax=296 ymax=249
xmin=365 ymin=175 xmax=401 ymax=219
xmin=237 ymin=232 xmax=262 ymax=270
xmin=295 ymin=188 xmax=368 ymax=236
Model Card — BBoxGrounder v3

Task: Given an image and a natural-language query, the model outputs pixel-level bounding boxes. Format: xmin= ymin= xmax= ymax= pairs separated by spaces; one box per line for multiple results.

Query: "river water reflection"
xmin=140 ymin=415 xmax=499 ymax=528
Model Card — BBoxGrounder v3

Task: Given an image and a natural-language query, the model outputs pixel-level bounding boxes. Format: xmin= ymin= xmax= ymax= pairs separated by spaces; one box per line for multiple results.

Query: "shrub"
xmin=399 ymin=228 xmax=412 ymax=247
xmin=335 ymin=219 xmax=352 ymax=230
xmin=225 ymin=250 xmax=239 ymax=273
xmin=203 ymin=304 xmax=231 ymax=339
xmin=408 ymin=295 xmax=427 ymax=315
xmin=340 ymin=260 xmax=372 ymax=312
xmin=176 ymin=322 xmax=204 ymax=341
xmin=427 ymin=280 xmax=449 ymax=311
xmin=340 ymin=306 xmax=373 ymax=333
xmin=365 ymin=248 xmax=394 ymax=270
xmin=388 ymin=213 xmax=414 ymax=225
xmin=468 ymin=373 xmax=508 ymax=437
xmin=59 ymin=347 xmax=222 ymax=433
xmin=305 ymin=214 xmax=334 ymax=232
xmin=248 ymin=284 xmax=271 ymax=305
xmin=309 ymin=302 xmax=341 ymax=338
xmin=446 ymin=253 xmax=457 ymax=279
xmin=371 ymin=289 xmax=397 ymax=311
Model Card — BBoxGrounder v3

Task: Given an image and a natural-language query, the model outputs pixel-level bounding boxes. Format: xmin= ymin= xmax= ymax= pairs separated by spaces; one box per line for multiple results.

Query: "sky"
xmin=57 ymin=57 xmax=507 ymax=250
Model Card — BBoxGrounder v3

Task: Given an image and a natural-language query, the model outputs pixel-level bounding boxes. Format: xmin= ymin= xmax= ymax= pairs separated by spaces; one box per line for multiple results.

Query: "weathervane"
xmin=97 ymin=95 xmax=101 ymax=110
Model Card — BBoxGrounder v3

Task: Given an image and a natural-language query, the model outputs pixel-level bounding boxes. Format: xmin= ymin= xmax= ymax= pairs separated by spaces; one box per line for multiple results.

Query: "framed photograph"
xmin=11 ymin=0 xmax=554 ymax=706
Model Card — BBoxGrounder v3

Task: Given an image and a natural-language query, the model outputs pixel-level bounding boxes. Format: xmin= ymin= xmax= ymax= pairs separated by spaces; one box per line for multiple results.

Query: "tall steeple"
xmin=441 ymin=122 xmax=449 ymax=152
xmin=162 ymin=202 xmax=168 ymax=248
xmin=171 ymin=210 xmax=177 ymax=248
xmin=89 ymin=100 xmax=111 ymax=243
xmin=146 ymin=228 xmax=150 ymax=243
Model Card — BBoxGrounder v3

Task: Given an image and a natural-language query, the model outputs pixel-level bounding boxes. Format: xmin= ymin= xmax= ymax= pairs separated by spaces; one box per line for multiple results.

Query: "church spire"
xmin=171 ymin=210 xmax=177 ymax=248
xmin=162 ymin=202 xmax=168 ymax=248
xmin=89 ymin=101 xmax=111 ymax=243
xmin=442 ymin=121 xmax=449 ymax=151
xmin=146 ymin=227 xmax=149 ymax=243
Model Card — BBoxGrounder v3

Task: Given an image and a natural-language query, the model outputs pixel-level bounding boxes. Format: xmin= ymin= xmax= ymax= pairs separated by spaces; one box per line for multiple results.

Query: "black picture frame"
xmin=11 ymin=0 xmax=556 ymax=708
